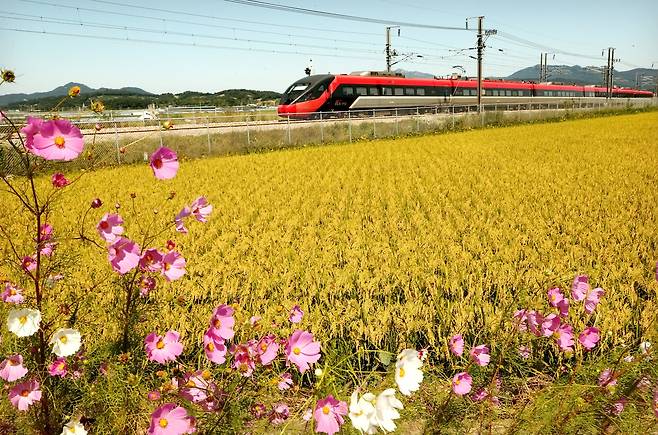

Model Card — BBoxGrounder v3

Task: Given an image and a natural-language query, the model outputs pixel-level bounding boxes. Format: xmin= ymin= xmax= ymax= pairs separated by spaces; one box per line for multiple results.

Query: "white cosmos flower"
xmin=61 ymin=417 xmax=87 ymax=435
xmin=395 ymin=357 xmax=424 ymax=396
xmin=7 ymin=308 xmax=41 ymax=337
xmin=349 ymin=391 xmax=378 ymax=434
xmin=375 ymin=388 xmax=403 ymax=433
xmin=639 ymin=341 xmax=651 ymax=355
xmin=50 ymin=328 xmax=82 ymax=357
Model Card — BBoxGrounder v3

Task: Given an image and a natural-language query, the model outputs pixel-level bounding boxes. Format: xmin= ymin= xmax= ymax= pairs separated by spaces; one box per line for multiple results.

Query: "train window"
xmin=383 ymin=87 xmax=393 ymax=96
xmin=405 ymin=88 xmax=414 ymax=96
xmin=492 ymin=90 xmax=500 ymax=96
xmin=394 ymin=88 xmax=404 ymax=96
xmin=417 ymin=88 xmax=425 ymax=96
xmin=356 ymin=87 xmax=368 ymax=96
xmin=369 ymin=87 xmax=379 ymax=96
xmin=343 ymin=87 xmax=354 ymax=96
xmin=505 ymin=90 xmax=512 ymax=96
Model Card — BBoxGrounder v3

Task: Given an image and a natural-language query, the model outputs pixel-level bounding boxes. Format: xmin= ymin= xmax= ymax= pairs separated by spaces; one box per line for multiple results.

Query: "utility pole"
xmin=604 ymin=47 xmax=619 ymax=99
xmin=477 ymin=16 xmax=483 ymax=112
xmin=539 ymin=53 xmax=543 ymax=82
xmin=385 ymin=26 xmax=399 ymax=72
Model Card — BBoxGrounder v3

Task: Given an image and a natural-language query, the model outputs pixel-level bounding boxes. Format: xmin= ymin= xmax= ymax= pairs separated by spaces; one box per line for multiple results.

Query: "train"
xmin=277 ymin=71 xmax=654 ymax=118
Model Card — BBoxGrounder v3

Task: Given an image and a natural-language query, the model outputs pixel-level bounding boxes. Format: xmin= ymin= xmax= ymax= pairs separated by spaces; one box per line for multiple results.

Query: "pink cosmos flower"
xmin=144 ymin=331 xmax=184 ymax=364
xmin=175 ymin=207 xmax=191 ymax=234
xmin=180 ymin=371 xmax=212 ymax=403
xmin=547 ymin=287 xmax=564 ymax=307
xmin=470 ymin=345 xmax=490 ymax=366
xmin=449 ymin=334 xmax=464 ymax=356
xmin=25 ymin=118 xmax=84 ymax=161
xmin=289 ymin=305 xmax=304 ymax=323
xmin=51 ymin=172 xmax=70 ymax=188
xmin=269 ymin=403 xmax=289 ymax=425
xmin=541 ymin=314 xmax=560 ymax=337
xmin=2 ymin=282 xmax=24 ymax=304
xmin=578 ymin=327 xmax=600 ymax=350
xmin=285 ymin=330 xmax=321 ymax=373
xmin=203 ymin=328 xmax=227 ymax=364
xmin=161 ymin=251 xmax=186 ymax=282
xmin=108 ymin=237 xmax=140 ymax=275
xmin=250 ymin=315 xmax=261 ymax=327
xmin=21 ymin=255 xmax=36 ymax=273
xmin=314 ymin=395 xmax=348 ymax=435
xmin=8 ymin=379 xmax=42 ymax=411
xmin=256 ymin=334 xmax=280 ymax=365
xmin=518 ymin=345 xmax=531 ymax=359
xmin=557 ymin=298 xmax=570 ymax=317
xmin=150 ymin=147 xmax=179 ymax=180
xmin=571 ymin=274 xmax=590 ymax=301
xmin=555 ymin=323 xmax=575 ymax=352
xmin=140 ymin=275 xmax=157 ymax=297
xmin=48 ymin=357 xmax=68 ymax=377
xmin=0 ymin=354 xmax=28 ymax=381
xmin=610 ymin=397 xmax=627 ymax=416
xmin=231 ymin=343 xmax=256 ymax=377
xmin=277 ymin=372 xmax=293 ymax=390
xmin=21 ymin=116 xmax=42 ymax=152
xmin=190 ymin=196 xmax=212 ymax=222
xmin=527 ymin=310 xmax=543 ymax=337
xmin=584 ymin=288 xmax=604 ymax=314
xmin=252 ymin=403 xmax=267 ymax=419
xmin=148 ymin=390 xmax=161 ymax=401
xmin=38 ymin=224 xmax=53 ymax=242
xmin=452 ymin=372 xmax=472 ymax=396
xmin=598 ymin=369 xmax=617 ymax=388
xmin=140 ymin=248 xmax=164 ymax=272
xmin=40 ymin=242 xmax=56 ymax=257
xmin=97 ymin=213 xmax=124 ymax=243
xmin=209 ymin=304 xmax=235 ymax=340
xmin=148 ymin=403 xmax=195 ymax=435
xmin=513 ymin=309 xmax=528 ymax=332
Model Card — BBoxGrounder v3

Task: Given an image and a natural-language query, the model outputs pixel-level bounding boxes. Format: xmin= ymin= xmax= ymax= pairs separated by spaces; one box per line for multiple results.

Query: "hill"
xmin=505 ymin=65 xmax=657 ymax=89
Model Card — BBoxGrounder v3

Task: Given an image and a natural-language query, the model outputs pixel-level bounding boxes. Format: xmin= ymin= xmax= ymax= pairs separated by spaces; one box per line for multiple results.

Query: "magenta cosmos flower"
xmin=571 ymin=274 xmax=590 ymax=301
xmin=513 ymin=309 xmax=528 ymax=331
xmin=231 ymin=342 xmax=257 ymax=377
xmin=175 ymin=206 xmax=191 ymax=234
xmin=314 ymin=395 xmax=348 ymax=435
xmin=598 ymin=368 xmax=617 ymax=388
xmin=145 ymin=331 xmax=184 ymax=364
xmin=140 ymin=248 xmax=164 ymax=272
xmin=470 ymin=345 xmax=490 ymax=366
xmin=555 ymin=323 xmax=575 ymax=352
xmin=8 ymin=379 xmax=42 ymax=411
xmin=51 ymin=172 xmax=70 ymax=188
xmin=22 ymin=117 xmax=84 ymax=161
xmin=449 ymin=334 xmax=464 ymax=356
xmin=162 ymin=251 xmax=186 ymax=282
xmin=256 ymin=334 xmax=279 ymax=365
xmin=0 ymin=354 xmax=28 ymax=382
xmin=285 ymin=330 xmax=321 ymax=373
xmin=203 ymin=328 xmax=227 ymax=364
xmin=148 ymin=403 xmax=195 ymax=435
xmin=2 ymin=282 xmax=24 ymax=304
xmin=48 ymin=357 xmax=68 ymax=377
xmin=557 ymin=298 xmax=570 ymax=317
xmin=452 ymin=372 xmax=472 ymax=396
xmin=578 ymin=327 xmax=600 ymax=350
xmin=289 ymin=305 xmax=304 ymax=323
xmin=541 ymin=314 xmax=560 ymax=337
xmin=526 ymin=310 xmax=543 ymax=337
xmin=278 ymin=372 xmax=293 ymax=390
xmin=209 ymin=304 xmax=235 ymax=340
xmin=21 ymin=255 xmax=36 ymax=273
xmin=190 ymin=196 xmax=212 ymax=223
xmin=584 ymin=288 xmax=604 ymax=314
xmin=269 ymin=403 xmax=290 ymax=425
xmin=150 ymin=147 xmax=179 ymax=180
xmin=97 ymin=213 xmax=124 ymax=243
xmin=547 ymin=287 xmax=564 ymax=307
xmin=108 ymin=237 xmax=140 ymax=275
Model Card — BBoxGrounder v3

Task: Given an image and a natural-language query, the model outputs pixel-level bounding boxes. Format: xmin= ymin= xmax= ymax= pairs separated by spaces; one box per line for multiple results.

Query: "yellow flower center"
xmin=156 ymin=340 xmax=165 ymax=349
xmin=399 ymin=367 xmax=406 ymax=378
xmin=186 ymin=380 xmax=196 ymax=387
xmin=164 ymin=263 xmax=171 ymax=271
xmin=213 ymin=319 xmax=221 ymax=328
xmin=322 ymin=405 xmax=331 ymax=415
xmin=60 ymin=335 xmax=68 ymax=344
xmin=57 ymin=362 xmax=65 ymax=371
xmin=550 ymin=294 xmax=556 ymax=301
xmin=207 ymin=342 xmax=215 ymax=352
xmin=260 ymin=343 xmax=268 ymax=352
xmin=21 ymin=389 xmax=30 ymax=397
xmin=201 ymin=370 xmax=211 ymax=380
xmin=159 ymin=418 xmax=168 ymax=428
xmin=54 ymin=136 xmax=66 ymax=149
xmin=9 ymin=289 xmax=16 ymax=296
xmin=455 ymin=379 xmax=461 ymax=385
xmin=293 ymin=347 xmax=301 ymax=355
xmin=9 ymin=359 xmax=18 ymax=366
xmin=354 ymin=410 xmax=363 ymax=416
xmin=19 ymin=316 xmax=27 ymax=324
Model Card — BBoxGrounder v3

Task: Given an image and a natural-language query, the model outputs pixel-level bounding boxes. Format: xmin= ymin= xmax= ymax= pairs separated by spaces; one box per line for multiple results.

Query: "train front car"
xmin=277 ymin=74 xmax=335 ymax=118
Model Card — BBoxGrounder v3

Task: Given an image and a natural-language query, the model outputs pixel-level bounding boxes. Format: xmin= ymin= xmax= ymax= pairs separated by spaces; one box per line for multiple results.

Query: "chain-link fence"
xmin=2 ymin=98 xmax=656 ymax=175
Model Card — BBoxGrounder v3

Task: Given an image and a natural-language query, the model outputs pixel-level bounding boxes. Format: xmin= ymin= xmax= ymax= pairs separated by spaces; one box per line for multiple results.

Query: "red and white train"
xmin=277 ymin=71 xmax=654 ymax=117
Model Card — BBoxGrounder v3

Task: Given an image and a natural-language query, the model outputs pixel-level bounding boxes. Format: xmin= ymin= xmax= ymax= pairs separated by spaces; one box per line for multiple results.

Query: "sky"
xmin=2 ymin=0 xmax=657 ymax=95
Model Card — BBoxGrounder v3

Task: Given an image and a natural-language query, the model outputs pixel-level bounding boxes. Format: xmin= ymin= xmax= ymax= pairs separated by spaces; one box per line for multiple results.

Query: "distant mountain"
xmin=0 ymin=83 xmax=280 ymax=111
xmin=395 ymin=69 xmax=436 ymax=79
xmin=505 ymin=65 xmax=657 ymax=89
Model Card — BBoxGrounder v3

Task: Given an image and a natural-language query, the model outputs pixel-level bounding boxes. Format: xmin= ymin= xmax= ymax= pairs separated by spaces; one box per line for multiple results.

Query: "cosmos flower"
xmin=285 ymin=330 xmax=321 ymax=373
xmin=49 ymin=328 xmax=82 ymax=357
xmin=174 ymin=207 xmax=191 ymax=234
xmin=314 ymin=395 xmax=348 ymax=435
xmin=348 ymin=391 xmax=377 ymax=434
xmin=541 ymin=314 xmax=560 ymax=337
xmin=277 ymin=373 xmax=293 ymax=391
xmin=571 ymin=274 xmax=590 ymax=301
xmin=256 ymin=334 xmax=279 ymax=365
xmin=269 ymin=403 xmax=290 ymax=425
xmin=578 ymin=327 xmax=600 ymax=350
xmin=2 ymin=282 xmax=24 ymax=304
xmin=0 ymin=354 xmax=28 ymax=382
xmin=555 ymin=323 xmax=575 ymax=352
xmin=584 ymin=287 xmax=604 ymax=314
xmin=140 ymin=248 xmax=164 ymax=272
xmin=97 ymin=213 xmax=124 ymax=243
xmin=8 ymin=379 xmax=42 ymax=411
xmin=107 ymin=237 xmax=140 ymax=275
xmin=470 ymin=345 xmax=490 ymax=366
xmin=598 ymin=368 xmax=617 ymax=388
xmin=190 ymin=196 xmax=212 ymax=222
xmin=547 ymin=287 xmax=564 ymax=307
xmin=24 ymin=118 xmax=84 ymax=161
xmin=51 ymin=173 xmax=70 ymax=188
xmin=374 ymin=389 xmax=403 ymax=433
xmin=203 ymin=328 xmax=227 ymax=364
xmin=449 ymin=334 xmax=464 ymax=356
xmin=209 ymin=304 xmax=235 ymax=340
xmin=7 ymin=308 xmax=41 ymax=337
xmin=148 ymin=403 xmax=195 ymax=435
xmin=395 ymin=349 xmax=423 ymax=396
xmin=61 ymin=417 xmax=87 ymax=435
xmin=145 ymin=331 xmax=184 ymax=364
xmin=48 ymin=357 xmax=68 ymax=377
xmin=289 ymin=305 xmax=304 ymax=323
xmin=21 ymin=255 xmax=36 ymax=274
xmin=452 ymin=372 xmax=473 ymax=396
xmin=161 ymin=251 xmax=186 ymax=282
xmin=150 ymin=147 xmax=179 ymax=180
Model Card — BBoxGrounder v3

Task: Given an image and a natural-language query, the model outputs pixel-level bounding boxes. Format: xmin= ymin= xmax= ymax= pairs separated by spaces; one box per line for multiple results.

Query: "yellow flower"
xmin=68 ymin=86 xmax=81 ymax=97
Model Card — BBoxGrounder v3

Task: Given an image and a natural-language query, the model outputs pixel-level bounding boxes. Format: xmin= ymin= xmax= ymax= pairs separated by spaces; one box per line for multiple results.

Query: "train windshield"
xmin=280 ymin=83 xmax=310 ymax=104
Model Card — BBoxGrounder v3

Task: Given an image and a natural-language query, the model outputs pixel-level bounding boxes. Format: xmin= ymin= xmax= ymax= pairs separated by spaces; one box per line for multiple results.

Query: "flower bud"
xmin=314 ymin=368 xmax=323 ymax=377
xmin=90 ymin=100 xmax=105 ymax=114
xmin=162 ymin=120 xmax=174 ymax=130
xmin=68 ymin=86 xmax=81 ymax=97
xmin=115 ymin=203 xmax=120 ymax=210
xmin=91 ymin=198 xmax=103 ymax=209
xmin=1 ymin=69 xmax=15 ymax=83
xmin=119 ymin=147 xmax=126 ymax=154
xmin=94 ymin=123 xmax=102 ymax=132
xmin=166 ymin=240 xmax=176 ymax=251
xmin=130 ymin=193 xmax=136 ymax=199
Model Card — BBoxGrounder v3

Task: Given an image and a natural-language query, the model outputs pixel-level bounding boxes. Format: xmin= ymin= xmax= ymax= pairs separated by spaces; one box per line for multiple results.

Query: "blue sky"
xmin=2 ymin=0 xmax=657 ymax=95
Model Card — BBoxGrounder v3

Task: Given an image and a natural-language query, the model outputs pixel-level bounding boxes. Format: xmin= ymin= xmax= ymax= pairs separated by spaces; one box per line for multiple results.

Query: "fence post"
xmin=114 ymin=122 xmax=120 ymax=164
xmin=158 ymin=116 xmax=164 ymax=148
xmin=246 ymin=115 xmax=251 ymax=147
xmin=373 ymin=109 xmax=376 ymax=138
xmin=451 ymin=106 xmax=455 ymax=130
xmin=206 ymin=115 xmax=211 ymax=154
xmin=395 ymin=108 xmax=399 ymax=136
xmin=348 ymin=112 xmax=352 ymax=143
xmin=416 ymin=107 xmax=420 ymax=132
xmin=320 ymin=112 xmax=324 ymax=143
xmin=286 ymin=116 xmax=291 ymax=145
